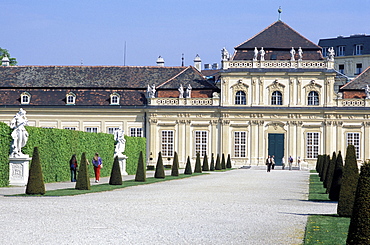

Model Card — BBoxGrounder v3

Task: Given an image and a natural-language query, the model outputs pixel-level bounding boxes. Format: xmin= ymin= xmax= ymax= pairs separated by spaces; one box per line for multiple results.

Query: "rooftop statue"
xmin=186 ymin=84 xmax=192 ymax=98
xmin=327 ymin=47 xmax=335 ymax=61
xmin=259 ymin=47 xmax=265 ymax=61
xmin=298 ymin=47 xmax=303 ymax=61
xmin=147 ymin=84 xmax=156 ymax=98
xmin=10 ymin=108 xmax=29 ymax=158
xmin=253 ymin=47 xmax=258 ymax=61
xmin=290 ymin=47 xmax=296 ymax=61
xmin=178 ymin=84 xmax=184 ymax=98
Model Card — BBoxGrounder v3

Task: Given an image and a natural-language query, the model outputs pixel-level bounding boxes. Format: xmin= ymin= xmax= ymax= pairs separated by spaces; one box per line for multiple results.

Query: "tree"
xmin=135 ymin=151 xmax=146 ymax=182
xmin=215 ymin=154 xmax=221 ymax=170
xmin=338 ymin=145 xmax=359 ymax=217
xmin=75 ymin=152 xmax=91 ymax=190
xmin=329 ymin=151 xmax=344 ymax=201
xmin=210 ymin=153 xmax=215 ymax=171
xmin=221 ymin=153 xmax=226 ymax=169
xmin=202 ymin=152 xmax=209 ymax=171
xmin=194 ymin=153 xmax=202 ymax=173
xmin=109 ymin=156 xmax=122 ymax=185
xmin=325 ymin=152 xmax=336 ymax=193
xmin=226 ymin=154 xmax=232 ymax=169
xmin=0 ymin=47 xmax=17 ymax=66
xmin=25 ymin=147 xmax=45 ymax=195
xmin=184 ymin=156 xmax=192 ymax=175
xmin=346 ymin=161 xmax=370 ymax=245
xmin=171 ymin=152 xmax=179 ymax=176
xmin=154 ymin=152 xmax=165 ymax=178
xmin=321 ymin=154 xmax=329 ymax=183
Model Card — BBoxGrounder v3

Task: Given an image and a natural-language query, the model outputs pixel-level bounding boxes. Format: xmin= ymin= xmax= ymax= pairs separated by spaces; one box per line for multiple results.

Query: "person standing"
xmin=271 ymin=155 xmax=275 ymax=170
xmin=281 ymin=156 xmax=285 ymax=170
xmin=266 ymin=155 xmax=272 ymax=172
xmin=92 ymin=153 xmax=103 ymax=183
xmin=288 ymin=156 xmax=293 ymax=170
xmin=69 ymin=154 xmax=78 ymax=182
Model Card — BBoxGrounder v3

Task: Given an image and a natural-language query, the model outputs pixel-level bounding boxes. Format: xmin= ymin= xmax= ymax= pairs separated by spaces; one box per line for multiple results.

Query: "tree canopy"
xmin=0 ymin=47 xmax=17 ymax=66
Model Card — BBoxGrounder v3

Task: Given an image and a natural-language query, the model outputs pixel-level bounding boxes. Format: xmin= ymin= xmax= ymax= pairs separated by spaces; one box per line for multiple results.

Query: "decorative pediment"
xmin=303 ymin=80 xmax=322 ymax=91
xmin=267 ymin=80 xmax=285 ymax=93
xmin=231 ymin=80 xmax=249 ymax=92
xmin=265 ymin=121 xmax=286 ymax=131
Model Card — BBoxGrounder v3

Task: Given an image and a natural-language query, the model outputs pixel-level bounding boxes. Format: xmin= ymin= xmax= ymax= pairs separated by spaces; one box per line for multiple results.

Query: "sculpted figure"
xmin=259 ymin=47 xmax=265 ymax=61
xmin=290 ymin=47 xmax=296 ymax=61
xmin=298 ymin=47 xmax=303 ymax=61
xmin=147 ymin=84 xmax=156 ymax=98
xmin=114 ymin=129 xmax=126 ymax=155
xmin=221 ymin=47 xmax=229 ymax=61
xmin=186 ymin=84 xmax=192 ymax=98
xmin=253 ymin=47 xmax=258 ymax=61
xmin=178 ymin=84 xmax=184 ymax=98
xmin=10 ymin=108 xmax=29 ymax=157
xmin=365 ymin=85 xmax=370 ymax=99
xmin=327 ymin=47 xmax=335 ymax=61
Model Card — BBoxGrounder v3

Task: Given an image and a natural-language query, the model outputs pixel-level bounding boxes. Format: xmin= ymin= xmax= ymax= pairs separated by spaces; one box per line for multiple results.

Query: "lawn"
xmin=303 ymin=171 xmax=350 ymax=244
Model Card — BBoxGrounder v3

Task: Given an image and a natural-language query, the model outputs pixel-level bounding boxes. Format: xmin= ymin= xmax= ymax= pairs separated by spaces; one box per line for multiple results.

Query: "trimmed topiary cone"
xmin=338 ymin=145 xmax=359 ymax=217
xmin=346 ymin=161 xmax=370 ymax=245
xmin=135 ymin=151 xmax=146 ymax=182
xmin=221 ymin=153 xmax=226 ymax=169
xmin=26 ymin=147 xmax=46 ymax=195
xmin=321 ymin=154 xmax=329 ymax=183
xmin=75 ymin=152 xmax=91 ymax=190
xmin=171 ymin=152 xmax=179 ymax=176
xmin=202 ymin=152 xmax=209 ymax=171
xmin=194 ymin=153 xmax=202 ymax=173
xmin=329 ymin=151 xmax=344 ymax=201
xmin=226 ymin=154 xmax=232 ymax=169
xmin=154 ymin=152 xmax=165 ymax=178
xmin=215 ymin=154 xmax=221 ymax=170
xmin=325 ymin=152 xmax=336 ymax=194
xmin=210 ymin=153 xmax=215 ymax=171
xmin=323 ymin=154 xmax=331 ymax=189
xmin=184 ymin=156 xmax=192 ymax=175
xmin=109 ymin=156 xmax=122 ymax=185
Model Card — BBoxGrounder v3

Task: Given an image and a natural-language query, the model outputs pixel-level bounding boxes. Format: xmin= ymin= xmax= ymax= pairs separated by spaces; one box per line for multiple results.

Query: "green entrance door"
xmin=268 ymin=133 xmax=284 ymax=165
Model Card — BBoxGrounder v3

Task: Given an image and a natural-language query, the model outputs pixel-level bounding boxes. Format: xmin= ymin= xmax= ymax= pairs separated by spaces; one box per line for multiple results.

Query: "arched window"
xmin=308 ymin=91 xmax=319 ymax=105
xmin=110 ymin=92 xmax=120 ymax=105
xmin=271 ymin=91 xmax=282 ymax=105
xmin=235 ymin=91 xmax=246 ymax=105
xmin=66 ymin=92 xmax=76 ymax=105
xmin=21 ymin=92 xmax=31 ymax=104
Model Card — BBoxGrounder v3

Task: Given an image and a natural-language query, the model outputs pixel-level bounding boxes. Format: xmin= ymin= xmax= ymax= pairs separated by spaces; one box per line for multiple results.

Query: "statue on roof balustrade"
xmin=178 ymin=84 xmax=184 ymax=98
xmin=147 ymin=84 xmax=156 ymax=98
xmin=185 ymin=84 xmax=192 ymax=98
xmin=253 ymin=47 xmax=258 ymax=61
xmin=298 ymin=47 xmax=303 ymax=61
xmin=221 ymin=47 xmax=229 ymax=61
xmin=365 ymin=85 xmax=370 ymax=99
xmin=10 ymin=108 xmax=29 ymax=158
xmin=327 ymin=47 xmax=335 ymax=61
xmin=259 ymin=47 xmax=265 ymax=61
xmin=290 ymin=47 xmax=296 ymax=61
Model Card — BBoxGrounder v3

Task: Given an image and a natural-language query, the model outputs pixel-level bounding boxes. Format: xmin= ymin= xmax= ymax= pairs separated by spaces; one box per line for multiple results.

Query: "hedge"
xmin=123 ymin=136 xmax=146 ymax=175
xmin=0 ymin=122 xmax=12 ymax=187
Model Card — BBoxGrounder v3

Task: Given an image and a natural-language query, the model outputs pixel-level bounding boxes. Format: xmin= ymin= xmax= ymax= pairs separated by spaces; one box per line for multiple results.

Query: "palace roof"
xmin=341 ymin=66 xmax=370 ymax=90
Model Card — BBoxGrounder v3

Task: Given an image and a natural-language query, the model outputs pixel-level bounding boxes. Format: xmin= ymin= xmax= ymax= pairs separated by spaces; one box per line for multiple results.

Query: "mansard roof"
xmin=0 ymin=65 xmax=215 ymax=89
xmin=341 ymin=66 xmax=370 ymax=90
xmin=232 ymin=21 xmax=323 ymax=61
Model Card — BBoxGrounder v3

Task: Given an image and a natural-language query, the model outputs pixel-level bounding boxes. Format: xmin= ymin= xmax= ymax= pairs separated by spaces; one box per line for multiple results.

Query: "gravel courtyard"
xmin=0 ymin=168 xmax=336 ymax=245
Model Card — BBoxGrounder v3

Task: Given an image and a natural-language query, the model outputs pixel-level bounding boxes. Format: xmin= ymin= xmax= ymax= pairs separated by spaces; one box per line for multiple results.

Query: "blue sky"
xmin=2 ymin=0 xmax=370 ymax=67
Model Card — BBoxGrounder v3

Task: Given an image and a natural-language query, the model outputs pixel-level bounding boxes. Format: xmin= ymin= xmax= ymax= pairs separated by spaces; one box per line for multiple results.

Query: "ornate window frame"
xmin=268 ymin=80 xmax=285 ymax=105
xmin=21 ymin=92 xmax=31 ymax=105
xmin=231 ymin=80 xmax=248 ymax=105
xmin=66 ymin=92 xmax=76 ymax=105
xmin=304 ymin=80 xmax=322 ymax=106
xmin=110 ymin=92 xmax=120 ymax=105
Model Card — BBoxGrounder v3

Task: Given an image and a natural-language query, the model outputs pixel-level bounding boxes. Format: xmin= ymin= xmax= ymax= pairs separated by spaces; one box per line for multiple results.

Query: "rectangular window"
xmin=355 ymin=44 xmax=363 ymax=55
xmin=108 ymin=127 xmax=120 ymax=134
xmin=338 ymin=64 xmax=345 ymax=74
xmin=64 ymin=127 xmax=76 ymax=130
xmin=234 ymin=131 xmax=246 ymax=158
xmin=347 ymin=133 xmax=360 ymax=159
xmin=356 ymin=63 xmax=362 ymax=75
xmin=337 ymin=46 xmax=346 ymax=56
xmin=195 ymin=131 xmax=207 ymax=157
xmin=85 ymin=127 xmax=98 ymax=133
xmin=161 ymin=130 xmax=174 ymax=157
xmin=130 ymin=128 xmax=143 ymax=137
xmin=306 ymin=132 xmax=319 ymax=158
xmin=322 ymin=47 xmax=328 ymax=57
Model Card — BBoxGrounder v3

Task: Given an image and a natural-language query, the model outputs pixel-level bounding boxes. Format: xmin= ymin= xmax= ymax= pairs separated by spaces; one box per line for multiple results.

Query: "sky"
xmin=1 ymin=0 xmax=370 ymax=67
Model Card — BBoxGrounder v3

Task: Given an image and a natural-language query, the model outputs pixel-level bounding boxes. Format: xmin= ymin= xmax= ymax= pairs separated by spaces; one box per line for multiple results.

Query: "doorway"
xmin=268 ymin=133 xmax=284 ymax=165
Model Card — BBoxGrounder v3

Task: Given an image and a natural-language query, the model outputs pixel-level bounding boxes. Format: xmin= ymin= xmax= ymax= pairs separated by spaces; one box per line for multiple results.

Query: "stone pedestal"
xmin=9 ymin=155 xmax=31 ymax=186
xmin=115 ymin=154 xmax=128 ymax=175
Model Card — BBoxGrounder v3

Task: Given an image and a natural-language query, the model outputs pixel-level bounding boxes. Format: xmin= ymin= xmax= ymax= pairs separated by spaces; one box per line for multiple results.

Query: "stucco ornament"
xmin=10 ymin=108 xmax=29 ymax=158
xmin=114 ymin=129 xmax=126 ymax=155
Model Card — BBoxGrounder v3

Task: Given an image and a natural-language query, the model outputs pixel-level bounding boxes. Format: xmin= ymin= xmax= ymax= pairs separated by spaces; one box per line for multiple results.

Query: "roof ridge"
xmin=234 ymin=21 xmax=278 ymax=49
xmin=157 ymin=66 xmax=190 ymax=88
xmin=340 ymin=66 xmax=370 ymax=89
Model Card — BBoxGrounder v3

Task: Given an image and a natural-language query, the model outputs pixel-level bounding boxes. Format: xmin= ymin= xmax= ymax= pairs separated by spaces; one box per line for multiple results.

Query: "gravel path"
xmin=0 ymin=169 xmax=336 ymax=245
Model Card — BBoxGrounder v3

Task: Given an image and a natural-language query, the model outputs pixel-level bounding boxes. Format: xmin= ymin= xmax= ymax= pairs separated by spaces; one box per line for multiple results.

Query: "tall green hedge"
xmin=0 ymin=122 xmax=12 ymax=187
xmin=123 ymin=136 xmax=146 ymax=175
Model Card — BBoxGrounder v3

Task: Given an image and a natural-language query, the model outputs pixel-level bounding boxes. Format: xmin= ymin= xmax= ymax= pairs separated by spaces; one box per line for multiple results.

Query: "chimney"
xmin=212 ymin=63 xmax=219 ymax=70
xmin=193 ymin=54 xmax=201 ymax=71
xmin=156 ymin=56 xmax=165 ymax=66
xmin=204 ymin=64 xmax=211 ymax=70
xmin=1 ymin=55 xmax=10 ymax=66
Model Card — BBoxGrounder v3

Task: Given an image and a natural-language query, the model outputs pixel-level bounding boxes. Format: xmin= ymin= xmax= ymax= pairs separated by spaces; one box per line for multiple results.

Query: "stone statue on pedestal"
xmin=178 ymin=84 xmax=184 ymax=98
xmin=147 ymin=84 xmax=156 ymax=98
xmin=365 ymin=85 xmax=370 ymax=99
xmin=298 ymin=47 xmax=303 ymax=61
xmin=327 ymin=47 xmax=335 ymax=61
xmin=290 ymin=47 xmax=296 ymax=61
xmin=259 ymin=47 xmax=265 ymax=61
xmin=186 ymin=84 xmax=192 ymax=98
xmin=10 ymin=108 xmax=29 ymax=158
xmin=253 ymin=47 xmax=258 ymax=61
xmin=114 ymin=129 xmax=126 ymax=156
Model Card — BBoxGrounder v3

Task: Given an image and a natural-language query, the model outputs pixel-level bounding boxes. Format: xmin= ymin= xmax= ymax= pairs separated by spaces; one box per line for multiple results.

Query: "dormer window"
xmin=110 ymin=92 xmax=120 ymax=105
xmin=21 ymin=92 xmax=31 ymax=104
xmin=66 ymin=92 xmax=76 ymax=105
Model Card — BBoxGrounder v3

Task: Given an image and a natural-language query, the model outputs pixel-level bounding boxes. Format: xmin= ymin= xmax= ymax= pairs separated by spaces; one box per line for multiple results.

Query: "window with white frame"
xmin=235 ymin=91 xmax=246 ymax=105
xmin=85 ymin=127 xmax=98 ymax=133
xmin=21 ymin=92 xmax=31 ymax=104
xmin=195 ymin=131 xmax=207 ymax=156
xmin=234 ymin=131 xmax=246 ymax=158
xmin=110 ymin=93 xmax=120 ymax=105
xmin=337 ymin=46 xmax=346 ymax=56
xmin=161 ymin=130 xmax=174 ymax=157
xmin=66 ymin=92 xmax=76 ymax=105
xmin=347 ymin=132 xmax=360 ymax=159
xmin=308 ymin=91 xmax=319 ymax=105
xmin=322 ymin=47 xmax=328 ymax=57
xmin=64 ymin=127 xmax=76 ymax=130
xmin=130 ymin=128 xmax=143 ymax=137
xmin=271 ymin=91 xmax=282 ymax=105
xmin=306 ymin=132 xmax=319 ymax=158
xmin=108 ymin=127 xmax=120 ymax=134
xmin=355 ymin=44 xmax=363 ymax=55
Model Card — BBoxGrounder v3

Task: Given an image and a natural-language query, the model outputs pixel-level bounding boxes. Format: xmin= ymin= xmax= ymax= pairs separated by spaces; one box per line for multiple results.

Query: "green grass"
xmin=304 ymin=171 xmax=350 ymax=244
xmin=11 ymin=173 xmax=205 ymax=197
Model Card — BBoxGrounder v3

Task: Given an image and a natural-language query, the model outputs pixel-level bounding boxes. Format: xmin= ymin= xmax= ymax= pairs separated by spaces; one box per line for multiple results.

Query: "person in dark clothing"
xmin=69 ymin=154 xmax=78 ymax=182
xmin=266 ymin=155 xmax=272 ymax=172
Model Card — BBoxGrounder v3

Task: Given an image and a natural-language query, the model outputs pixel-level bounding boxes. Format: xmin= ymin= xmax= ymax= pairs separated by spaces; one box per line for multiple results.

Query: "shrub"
xmin=210 ymin=153 xmax=215 ymax=171
xmin=226 ymin=154 xmax=232 ymax=169
xmin=323 ymin=154 xmax=331 ymax=189
xmin=338 ymin=145 xmax=359 ymax=217
xmin=171 ymin=152 xmax=179 ymax=176
xmin=221 ymin=153 xmax=226 ymax=169
xmin=135 ymin=151 xmax=146 ymax=182
xmin=109 ymin=156 xmax=122 ymax=185
xmin=346 ymin=161 xmax=370 ymax=245
xmin=321 ymin=154 xmax=329 ymax=183
xmin=215 ymin=154 xmax=221 ymax=170
xmin=194 ymin=153 xmax=202 ymax=173
xmin=202 ymin=152 xmax=209 ymax=171
xmin=154 ymin=152 xmax=165 ymax=178
xmin=0 ymin=122 xmax=11 ymax=187
xmin=75 ymin=152 xmax=90 ymax=190
xmin=184 ymin=156 xmax=192 ymax=175
xmin=329 ymin=151 xmax=344 ymax=201
xmin=25 ymin=147 xmax=45 ymax=195
xmin=325 ymin=152 xmax=336 ymax=193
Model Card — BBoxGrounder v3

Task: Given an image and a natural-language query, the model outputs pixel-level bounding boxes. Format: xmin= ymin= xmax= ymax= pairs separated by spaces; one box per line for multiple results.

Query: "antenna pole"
xmin=123 ymin=41 xmax=127 ymax=66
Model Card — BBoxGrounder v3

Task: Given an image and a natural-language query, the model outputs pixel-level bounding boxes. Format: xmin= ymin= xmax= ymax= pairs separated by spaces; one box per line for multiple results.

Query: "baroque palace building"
xmin=1 ymin=20 xmax=370 ymax=169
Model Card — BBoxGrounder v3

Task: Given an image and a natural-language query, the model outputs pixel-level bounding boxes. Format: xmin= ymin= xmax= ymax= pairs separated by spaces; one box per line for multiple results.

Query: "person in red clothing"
xmin=92 ymin=153 xmax=103 ymax=183
xmin=69 ymin=154 xmax=78 ymax=182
